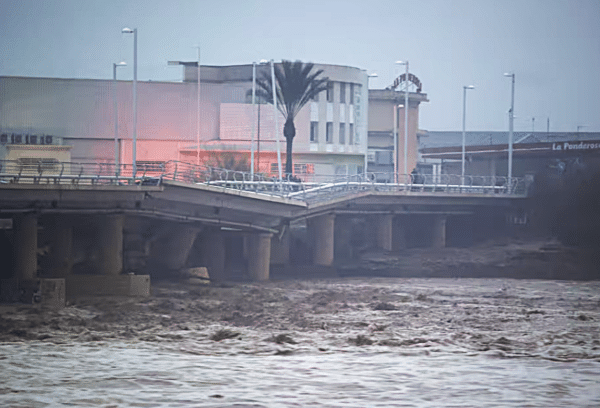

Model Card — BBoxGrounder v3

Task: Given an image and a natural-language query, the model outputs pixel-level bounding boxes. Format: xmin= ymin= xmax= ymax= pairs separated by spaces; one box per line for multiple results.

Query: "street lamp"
xmin=504 ymin=72 xmax=515 ymax=188
xmin=122 ymin=27 xmax=137 ymax=178
xmin=194 ymin=45 xmax=201 ymax=166
xmin=396 ymin=60 xmax=409 ymax=183
xmin=365 ymin=73 xmax=378 ymax=178
xmin=270 ymin=59 xmax=282 ymax=182
xmin=113 ymin=61 xmax=127 ymax=176
xmin=251 ymin=60 xmax=270 ymax=179
xmin=461 ymin=85 xmax=475 ymax=184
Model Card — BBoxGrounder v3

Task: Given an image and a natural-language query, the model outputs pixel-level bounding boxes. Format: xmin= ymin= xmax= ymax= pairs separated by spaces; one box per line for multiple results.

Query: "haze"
xmin=1 ymin=0 xmax=599 ymax=132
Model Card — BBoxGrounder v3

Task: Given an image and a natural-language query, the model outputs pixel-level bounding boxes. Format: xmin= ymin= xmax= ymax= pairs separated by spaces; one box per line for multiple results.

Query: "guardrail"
xmin=0 ymin=159 xmax=528 ymax=202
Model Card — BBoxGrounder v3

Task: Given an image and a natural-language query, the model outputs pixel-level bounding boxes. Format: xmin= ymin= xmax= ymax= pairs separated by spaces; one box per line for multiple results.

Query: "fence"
xmin=0 ymin=159 xmax=528 ymax=202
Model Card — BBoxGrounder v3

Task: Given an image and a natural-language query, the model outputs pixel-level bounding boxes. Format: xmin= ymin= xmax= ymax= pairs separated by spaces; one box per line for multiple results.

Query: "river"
xmin=1 ymin=278 xmax=599 ymax=407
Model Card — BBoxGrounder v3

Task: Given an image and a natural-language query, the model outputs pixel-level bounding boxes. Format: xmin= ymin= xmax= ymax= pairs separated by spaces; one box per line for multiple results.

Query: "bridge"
xmin=0 ymin=160 xmax=529 ymax=303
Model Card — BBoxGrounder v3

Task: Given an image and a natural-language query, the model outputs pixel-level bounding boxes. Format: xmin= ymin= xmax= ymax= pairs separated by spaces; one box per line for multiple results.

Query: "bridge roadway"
xmin=0 ymin=160 xmax=528 ymax=300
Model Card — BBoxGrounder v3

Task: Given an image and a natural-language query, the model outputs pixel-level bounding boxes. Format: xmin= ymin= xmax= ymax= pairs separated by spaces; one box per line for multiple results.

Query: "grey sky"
xmin=1 ymin=0 xmax=599 ymax=132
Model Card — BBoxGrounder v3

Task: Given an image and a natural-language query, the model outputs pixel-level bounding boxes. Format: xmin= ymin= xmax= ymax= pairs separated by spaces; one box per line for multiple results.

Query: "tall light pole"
xmin=250 ymin=60 xmax=269 ymax=178
xmin=122 ymin=27 xmax=137 ymax=178
xmin=251 ymin=62 xmax=256 ymax=178
xmin=504 ymin=72 xmax=515 ymax=188
xmin=396 ymin=60 xmax=409 ymax=183
xmin=113 ymin=61 xmax=127 ymax=176
xmin=195 ymin=46 xmax=201 ymax=166
xmin=270 ymin=59 xmax=282 ymax=182
xmin=365 ymin=73 xmax=378 ymax=178
xmin=461 ymin=85 xmax=475 ymax=184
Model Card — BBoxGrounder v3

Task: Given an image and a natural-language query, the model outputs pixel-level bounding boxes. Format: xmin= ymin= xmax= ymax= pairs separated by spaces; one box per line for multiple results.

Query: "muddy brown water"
xmin=1 ymin=277 xmax=599 ymax=407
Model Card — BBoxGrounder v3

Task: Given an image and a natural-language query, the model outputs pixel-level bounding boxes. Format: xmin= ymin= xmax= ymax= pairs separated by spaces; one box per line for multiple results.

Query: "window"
xmin=311 ymin=91 xmax=319 ymax=102
xmin=270 ymin=162 xmax=281 ymax=175
xmin=310 ymin=121 xmax=319 ymax=142
xmin=339 ymin=123 xmax=345 ymax=144
xmin=294 ymin=163 xmax=315 ymax=174
xmin=348 ymin=123 xmax=354 ymax=144
xmin=326 ymin=81 xmax=333 ymax=102
xmin=339 ymin=83 xmax=346 ymax=103
xmin=326 ymin=122 xmax=333 ymax=143
xmin=349 ymin=83 xmax=354 ymax=104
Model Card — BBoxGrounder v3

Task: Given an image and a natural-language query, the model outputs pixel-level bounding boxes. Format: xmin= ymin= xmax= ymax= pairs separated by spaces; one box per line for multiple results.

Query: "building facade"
xmin=0 ymin=63 xmax=370 ymax=179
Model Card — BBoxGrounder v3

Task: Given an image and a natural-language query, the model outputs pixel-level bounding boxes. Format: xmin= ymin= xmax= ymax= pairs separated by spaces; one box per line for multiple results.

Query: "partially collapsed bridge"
xmin=0 ymin=160 xmax=529 ymax=302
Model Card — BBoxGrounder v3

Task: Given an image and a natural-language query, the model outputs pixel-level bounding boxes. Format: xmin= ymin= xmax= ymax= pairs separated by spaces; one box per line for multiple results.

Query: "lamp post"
xmin=504 ymin=72 xmax=515 ymax=188
xmin=250 ymin=60 xmax=269 ymax=178
xmin=270 ymin=59 xmax=282 ymax=182
xmin=396 ymin=60 xmax=409 ymax=183
xmin=365 ymin=73 xmax=378 ymax=178
xmin=122 ymin=27 xmax=137 ymax=178
xmin=195 ymin=45 xmax=201 ymax=166
xmin=113 ymin=62 xmax=126 ymax=176
xmin=461 ymin=85 xmax=475 ymax=184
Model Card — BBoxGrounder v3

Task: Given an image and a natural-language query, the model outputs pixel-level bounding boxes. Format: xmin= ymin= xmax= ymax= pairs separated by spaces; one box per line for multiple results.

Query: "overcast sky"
xmin=1 ymin=0 xmax=599 ymax=132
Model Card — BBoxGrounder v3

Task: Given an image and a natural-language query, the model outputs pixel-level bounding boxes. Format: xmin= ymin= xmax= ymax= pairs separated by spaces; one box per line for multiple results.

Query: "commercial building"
xmin=420 ymin=131 xmax=600 ymax=179
xmin=0 ymin=62 xmax=372 ymax=179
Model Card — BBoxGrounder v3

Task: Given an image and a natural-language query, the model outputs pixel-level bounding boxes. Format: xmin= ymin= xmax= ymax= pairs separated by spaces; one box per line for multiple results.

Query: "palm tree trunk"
xmin=283 ymin=118 xmax=296 ymax=176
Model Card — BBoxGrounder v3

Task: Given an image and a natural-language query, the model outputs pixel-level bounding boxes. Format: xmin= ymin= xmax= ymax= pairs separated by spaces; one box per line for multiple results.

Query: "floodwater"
xmin=1 ymin=278 xmax=599 ymax=407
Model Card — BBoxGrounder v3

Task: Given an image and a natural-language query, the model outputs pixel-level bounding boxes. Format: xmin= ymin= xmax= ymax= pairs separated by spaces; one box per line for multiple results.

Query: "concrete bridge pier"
xmin=334 ymin=215 xmax=354 ymax=262
xmin=149 ymin=224 xmax=202 ymax=272
xmin=200 ymin=228 xmax=226 ymax=281
xmin=392 ymin=216 xmax=407 ymax=251
xmin=309 ymin=214 xmax=335 ymax=266
xmin=45 ymin=216 xmax=73 ymax=278
xmin=432 ymin=215 xmax=447 ymax=249
xmin=376 ymin=214 xmax=394 ymax=251
xmin=13 ymin=213 xmax=38 ymax=282
xmin=270 ymin=227 xmax=290 ymax=266
xmin=247 ymin=233 xmax=272 ymax=281
xmin=97 ymin=215 xmax=124 ymax=275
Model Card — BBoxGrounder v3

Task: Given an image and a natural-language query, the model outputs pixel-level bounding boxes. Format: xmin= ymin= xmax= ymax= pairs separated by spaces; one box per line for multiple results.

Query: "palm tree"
xmin=255 ymin=60 xmax=329 ymax=176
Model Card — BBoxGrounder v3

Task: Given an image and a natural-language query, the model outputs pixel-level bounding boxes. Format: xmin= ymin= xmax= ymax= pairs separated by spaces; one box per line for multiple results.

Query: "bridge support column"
xmin=13 ymin=214 xmax=38 ymax=281
xmin=157 ymin=225 xmax=201 ymax=271
xmin=310 ymin=214 xmax=335 ymax=266
xmin=334 ymin=215 xmax=353 ymax=262
xmin=270 ymin=228 xmax=290 ymax=266
xmin=46 ymin=217 xmax=73 ymax=278
xmin=202 ymin=228 xmax=226 ymax=281
xmin=392 ymin=216 xmax=407 ymax=251
xmin=98 ymin=215 xmax=123 ymax=276
xmin=376 ymin=214 xmax=394 ymax=251
xmin=432 ymin=215 xmax=447 ymax=249
xmin=248 ymin=233 xmax=272 ymax=281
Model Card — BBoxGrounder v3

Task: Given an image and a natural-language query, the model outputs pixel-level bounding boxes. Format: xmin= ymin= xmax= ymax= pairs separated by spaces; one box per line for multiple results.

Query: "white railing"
xmin=0 ymin=159 xmax=527 ymax=202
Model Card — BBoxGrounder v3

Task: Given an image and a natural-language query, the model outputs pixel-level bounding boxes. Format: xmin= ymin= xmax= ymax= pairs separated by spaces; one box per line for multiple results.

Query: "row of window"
xmin=310 ymin=121 xmax=355 ymax=144
xmin=0 ymin=133 xmax=55 ymax=145
xmin=313 ymin=82 xmax=356 ymax=104
xmin=270 ymin=163 xmax=315 ymax=175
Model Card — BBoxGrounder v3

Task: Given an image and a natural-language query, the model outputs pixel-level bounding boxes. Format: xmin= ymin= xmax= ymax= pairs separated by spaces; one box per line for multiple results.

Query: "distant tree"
xmin=205 ymin=151 xmax=249 ymax=180
xmin=256 ymin=60 xmax=329 ymax=176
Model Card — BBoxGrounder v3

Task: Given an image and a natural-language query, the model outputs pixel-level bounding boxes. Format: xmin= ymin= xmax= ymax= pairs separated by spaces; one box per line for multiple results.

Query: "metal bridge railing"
xmin=0 ymin=159 xmax=527 ymax=202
